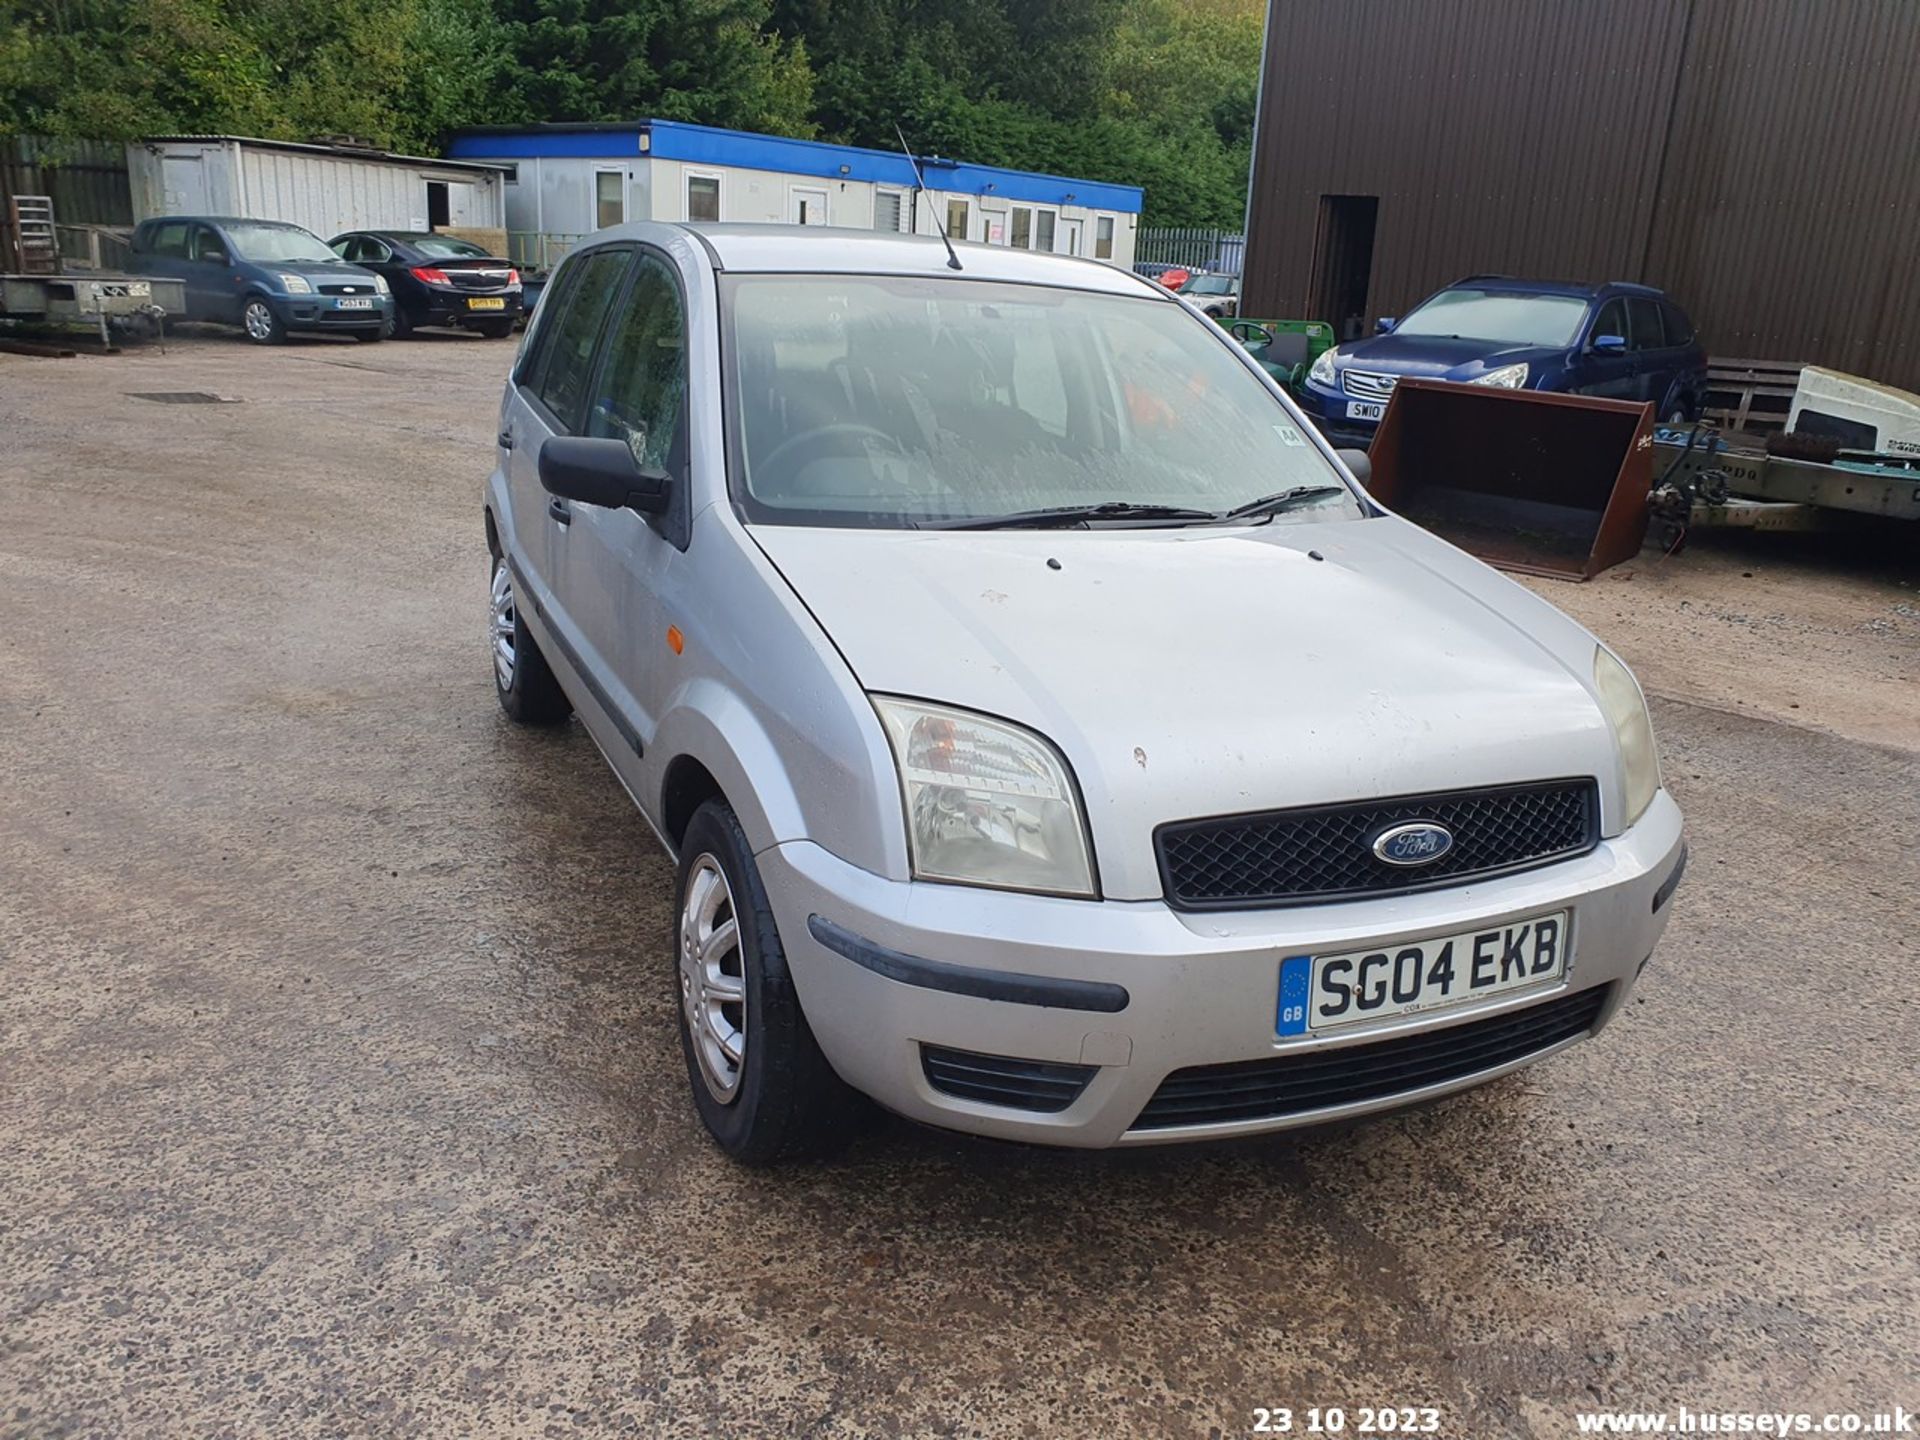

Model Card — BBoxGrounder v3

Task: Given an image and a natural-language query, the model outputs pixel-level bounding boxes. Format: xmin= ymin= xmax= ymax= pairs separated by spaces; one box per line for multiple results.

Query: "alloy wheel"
xmin=489 ymin=559 xmax=516 ymax=690
xmin=244 ymin=301 xmax=275 ymax=341
xmin=679 ymin=854 xmax=747 ymax=1103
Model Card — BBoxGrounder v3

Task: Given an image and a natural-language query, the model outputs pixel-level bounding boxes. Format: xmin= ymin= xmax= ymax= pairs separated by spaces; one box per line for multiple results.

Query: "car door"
xmin=560 ymin=248 xmax=695 ymax=786
xmin=1626 ymin=295 xmax=1673 ymax=408
xmin=134 ymin=220 xmax=194 ymax=306
xmin=353 ymin=235 xmax=400 ymax=290
xmin=1572 ymin=297 xmax=1636 ymax=400
xmin=496 ymin=245 xmax=634 ymax=694
xmin=188 ymin=223 xmax=242 ymax=322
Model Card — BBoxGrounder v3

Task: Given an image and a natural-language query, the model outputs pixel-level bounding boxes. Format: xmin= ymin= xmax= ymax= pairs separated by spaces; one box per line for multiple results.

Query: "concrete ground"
xmin=2 ymin=332 xmax=1916 ymax=1440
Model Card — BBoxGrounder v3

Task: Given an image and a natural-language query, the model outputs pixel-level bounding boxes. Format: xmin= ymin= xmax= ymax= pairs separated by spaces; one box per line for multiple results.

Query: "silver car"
xmin=485 ymin=223 xmax=1685 ymax=1162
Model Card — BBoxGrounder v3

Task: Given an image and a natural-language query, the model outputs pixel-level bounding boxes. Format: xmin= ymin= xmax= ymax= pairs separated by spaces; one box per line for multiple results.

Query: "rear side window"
xmin=1628 ymin=297 xmax=1666 ymax=350
xmin=526 ymin=248 xmax=632 ymax=432
xmin=145 ymin=221 xmax=189 ymax=258
xmin=1663 ymin=302 xmax=1695 ymax=345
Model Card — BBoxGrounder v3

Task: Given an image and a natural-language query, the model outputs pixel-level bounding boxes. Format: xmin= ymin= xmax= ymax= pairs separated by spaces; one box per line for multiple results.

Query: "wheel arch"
xmin=661 ymin=754 xmax=726 ymax=850
xmin=649 ymin=692 xmax=797 ymax=859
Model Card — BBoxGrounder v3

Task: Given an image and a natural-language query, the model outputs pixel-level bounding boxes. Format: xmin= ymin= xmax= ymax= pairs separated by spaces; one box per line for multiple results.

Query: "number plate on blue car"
xmin=1275 ymin=910 xmax=1569 ymax=1036
xmin=1346 ymin=400 xmax=1385 ymax=421
xmin=337 ymin=297 xmax=374 ymax=310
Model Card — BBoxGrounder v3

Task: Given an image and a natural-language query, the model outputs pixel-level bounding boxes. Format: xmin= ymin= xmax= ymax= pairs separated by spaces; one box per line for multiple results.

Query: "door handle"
xmin=498 ymin=428 xmax=515 ymax=449
xmin=547 ymin=497 xmax=572 ymax=526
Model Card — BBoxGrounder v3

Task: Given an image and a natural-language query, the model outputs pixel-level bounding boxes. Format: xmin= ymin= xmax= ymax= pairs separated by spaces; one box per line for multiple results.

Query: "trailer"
xmin=1 ymin=193 xmax=183 ymax=347
xmin=1649 ymin=425 xmax=1920 ymax=546
xmin=0 ymin=271 xmax=183 ymax=347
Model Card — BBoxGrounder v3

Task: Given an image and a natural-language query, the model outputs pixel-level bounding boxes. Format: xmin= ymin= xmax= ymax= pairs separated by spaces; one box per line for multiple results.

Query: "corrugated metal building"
xmin=127 ymin=136 xmax=507 ymax=237
xmin=446 ymin=120 xmax=1143 ymax=272
xmin=1242 ymin=0 xmax=1920 ymax=390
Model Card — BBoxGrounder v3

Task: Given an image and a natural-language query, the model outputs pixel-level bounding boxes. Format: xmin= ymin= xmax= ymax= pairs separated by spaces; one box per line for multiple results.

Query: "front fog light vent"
xmin=921 ymin=1045 xmax=1096 ymax=1113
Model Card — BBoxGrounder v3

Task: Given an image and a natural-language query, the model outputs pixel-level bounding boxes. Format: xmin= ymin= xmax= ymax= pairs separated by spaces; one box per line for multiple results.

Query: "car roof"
xmin=1446 ymin=274 xmax=1672 ymax=301
xmin=585 ymin=222 xmax=1169 ymax=298
xmin=142 ymin=216 xmax=307 ymax=230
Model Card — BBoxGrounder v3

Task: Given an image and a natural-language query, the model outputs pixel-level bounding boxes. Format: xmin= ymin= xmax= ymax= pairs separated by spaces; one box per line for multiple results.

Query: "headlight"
xmin=1593 ymin=647 xmax=1660 ymax=824
xmin=278 ymin=274 xmax=312 ymax=294
xmin=873 ymin=696 xmax=1096 ymax=897
xmin=1471 ymin=362 xmax=1528 ymax=388
xmin=1308 ymin=346 xmax=1338 ymax=387
xmin=371 ymin=273 xmax=389 ymax=295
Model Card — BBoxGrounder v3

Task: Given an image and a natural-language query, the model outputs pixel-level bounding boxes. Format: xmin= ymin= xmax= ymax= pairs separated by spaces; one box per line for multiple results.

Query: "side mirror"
xmin=1374 ymin=316 xmax=1397 ymax=334
xmin=539 ymin=435 xmax=671 ymax=515
xmin=1591 ymin=333 xmax=1627 ymax=354
xmin=204 ymin=250 xmax=229 ymax=266
xmin=1335 ymin=447 xmax=1372 ymax=485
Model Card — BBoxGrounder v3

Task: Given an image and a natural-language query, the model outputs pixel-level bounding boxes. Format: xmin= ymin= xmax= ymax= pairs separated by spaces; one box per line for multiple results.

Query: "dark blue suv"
xmin=1296 ymin=277 xmax=1708 ymax=447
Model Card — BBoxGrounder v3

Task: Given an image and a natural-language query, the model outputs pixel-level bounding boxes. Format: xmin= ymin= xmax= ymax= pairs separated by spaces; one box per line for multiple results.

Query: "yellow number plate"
xmin=467 ymin=297 xmax=506 ymax=311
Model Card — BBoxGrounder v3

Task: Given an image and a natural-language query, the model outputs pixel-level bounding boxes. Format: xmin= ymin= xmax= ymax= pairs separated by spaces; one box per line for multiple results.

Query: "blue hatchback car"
xmin=1296 ymin=277 xmax=1708 ymax=447
xmin=128 ymin=216 xmax=394 ymax=344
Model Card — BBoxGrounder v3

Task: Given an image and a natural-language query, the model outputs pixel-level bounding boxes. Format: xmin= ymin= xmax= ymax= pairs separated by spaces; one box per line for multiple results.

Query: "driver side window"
xmin=191 ymin=225 xmax=229 ymax=264
xmin=1591 ymin=299 xmax=1627 ymax=346
xmin=587 ymin=253 xmax=686 ymax=471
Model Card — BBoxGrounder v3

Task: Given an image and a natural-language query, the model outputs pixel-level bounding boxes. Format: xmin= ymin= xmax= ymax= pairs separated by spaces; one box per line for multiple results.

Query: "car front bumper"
xmin=276 ymin=294 xmax=394 ymax=330
xmin=761 ymin=790 xmax=1685 ymax=1148
xmin=1296 ymin=378 xmax=1384 ymax=448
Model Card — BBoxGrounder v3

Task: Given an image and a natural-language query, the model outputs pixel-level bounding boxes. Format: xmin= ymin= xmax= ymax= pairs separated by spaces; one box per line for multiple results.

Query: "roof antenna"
xmin=895 ymin=124 xmax=962 ymax=271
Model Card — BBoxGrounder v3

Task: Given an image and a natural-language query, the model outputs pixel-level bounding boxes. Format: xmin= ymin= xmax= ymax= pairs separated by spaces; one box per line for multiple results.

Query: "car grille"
xmin=1155 ymin=779 xmax=1599 ymax=910
xmin=1342 ymin=369 xmax=1401 ymax=401
xmin=1130 ymin=984 xmax=1608 ymax=1131
xmin=921 ymin=1046 xmax=1096 ymax=1113
xmin=319 ymin=282 xmax=375 ymax=296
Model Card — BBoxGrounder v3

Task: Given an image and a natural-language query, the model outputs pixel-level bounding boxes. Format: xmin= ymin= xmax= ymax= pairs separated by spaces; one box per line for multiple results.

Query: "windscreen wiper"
xmin=922 ymin=501 xmax=1220 ymax=531
xmin=1212 ymin=485 xmax=1348 ymax=523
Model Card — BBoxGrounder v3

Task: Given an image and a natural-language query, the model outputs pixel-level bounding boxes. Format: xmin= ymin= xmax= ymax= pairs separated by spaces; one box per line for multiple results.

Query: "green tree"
xmin=496 ymin=0 xmax=814 ymax=135
xmin=0 ymin=0 xmax=1267 ymax=227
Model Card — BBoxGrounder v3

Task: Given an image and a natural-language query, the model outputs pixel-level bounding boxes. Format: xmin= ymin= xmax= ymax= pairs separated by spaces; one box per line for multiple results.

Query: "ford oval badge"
xmin=1371 ymin=821 xmax=1455 ymax=867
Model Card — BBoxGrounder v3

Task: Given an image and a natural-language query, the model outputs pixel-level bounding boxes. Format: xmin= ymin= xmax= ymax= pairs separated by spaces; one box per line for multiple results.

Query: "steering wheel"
xmin=1228 ymin=319 xmax=1274 ymax=348
xmin=758 ymin=422 xmax=912 ymax=489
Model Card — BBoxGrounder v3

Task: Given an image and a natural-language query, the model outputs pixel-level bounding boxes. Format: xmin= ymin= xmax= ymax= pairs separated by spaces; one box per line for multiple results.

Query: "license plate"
xmin=336 ymin=296 xmax=374 ymax=310
xmin=1276 ymin=910 xmax=1569 ymax=1036
xmin=467 ymin=297 xmax=506 ymax=310
xmin=1346 ymin=400 xmax=1385 ymax=421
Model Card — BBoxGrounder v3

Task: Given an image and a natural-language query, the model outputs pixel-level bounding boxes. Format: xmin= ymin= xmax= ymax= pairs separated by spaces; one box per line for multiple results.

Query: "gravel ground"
xmin=2 ymin=332 xmax=1916 ymax=1439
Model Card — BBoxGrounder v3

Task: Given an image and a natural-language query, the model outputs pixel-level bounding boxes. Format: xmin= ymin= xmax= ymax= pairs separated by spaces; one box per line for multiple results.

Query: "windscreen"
xmin=1393 ymin=288 xmax=1589 ymax=347
xmin=1181 ymin=275 xmax=1233 ymax=296
xmin=722 ymin=275 xmax=1358 ymax=528
xmin=224 ymin=223 xmax=339 ymax=264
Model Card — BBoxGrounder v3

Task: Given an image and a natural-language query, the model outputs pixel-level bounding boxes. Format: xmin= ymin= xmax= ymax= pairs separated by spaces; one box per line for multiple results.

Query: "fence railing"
xmin=1136 ymin=226 xmax=1245 ymax=276
xmin=56 ymin=223 xmax=133 ymax=271
xmin=506 ymin=232 xmax=586 ymax=271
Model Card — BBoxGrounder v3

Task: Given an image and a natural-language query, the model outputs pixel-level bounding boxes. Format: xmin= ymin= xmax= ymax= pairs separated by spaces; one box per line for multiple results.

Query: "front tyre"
xmin=673 ymin=800 xmax=860 ymax=1164
xmin=489 ymin=553 xmax=570 ymax=724
xmin=242 ymin=297 xmax=286 ymax=345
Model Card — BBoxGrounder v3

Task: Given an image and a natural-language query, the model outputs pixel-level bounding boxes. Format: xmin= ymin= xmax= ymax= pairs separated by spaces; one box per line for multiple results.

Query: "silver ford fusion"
xmin=484 ymin=223 xmax=1685 ymax=1163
